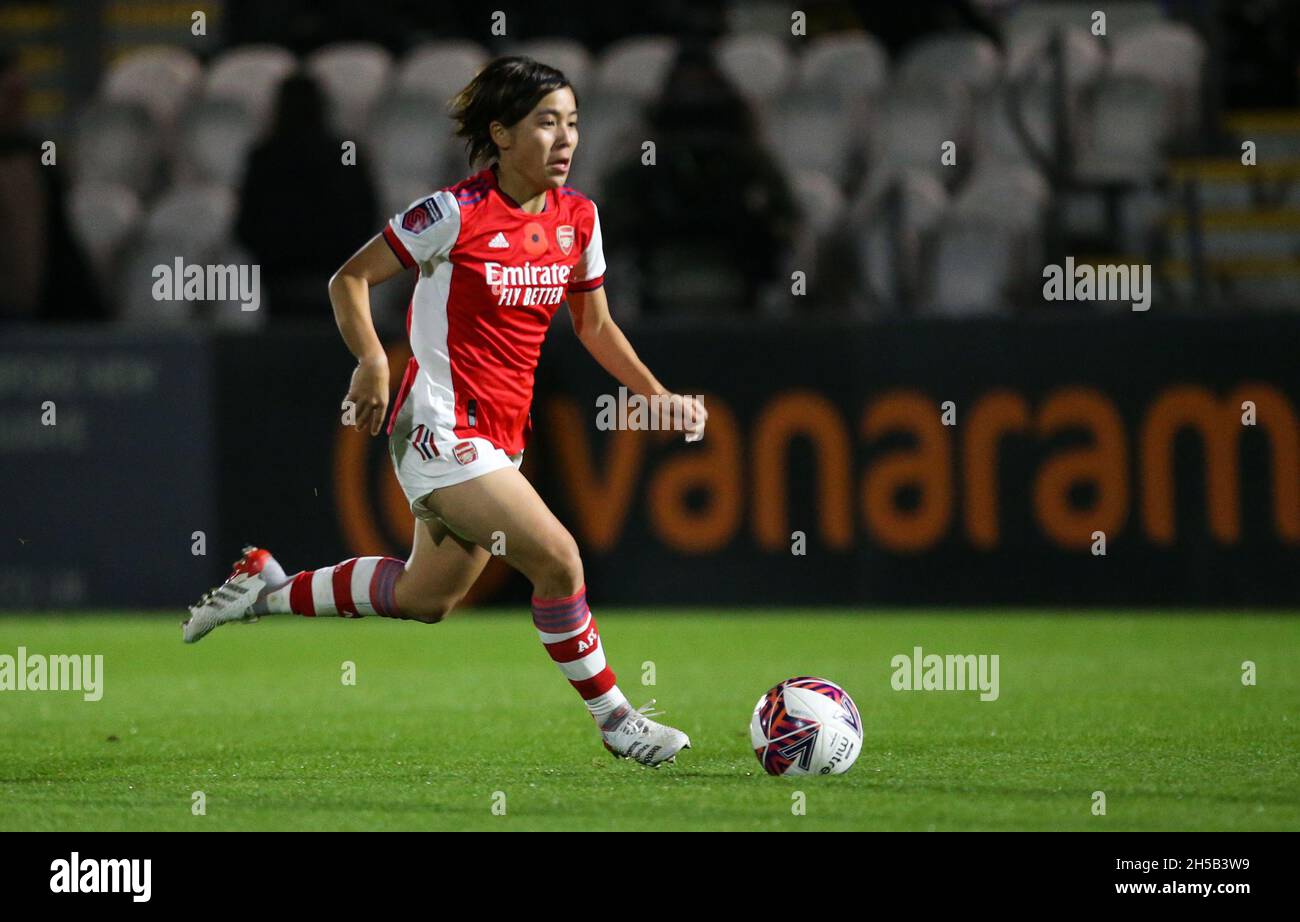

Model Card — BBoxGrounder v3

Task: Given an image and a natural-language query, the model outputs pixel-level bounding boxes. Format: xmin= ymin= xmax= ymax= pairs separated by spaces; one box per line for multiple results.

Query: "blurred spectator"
xmin=235 ymin=71 xmax=379 ymax=320
xmin=0 ymin=51 xmax=106 ymax=322
xmin=600 ymin=42 xmax=798 ymax=315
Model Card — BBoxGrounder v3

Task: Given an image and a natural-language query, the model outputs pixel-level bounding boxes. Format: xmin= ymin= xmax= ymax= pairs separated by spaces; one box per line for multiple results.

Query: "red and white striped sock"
xmin=259 ymin=557 xmax=404 ymax=618
xmin=532 ymin=585 xmax=630 ymax=728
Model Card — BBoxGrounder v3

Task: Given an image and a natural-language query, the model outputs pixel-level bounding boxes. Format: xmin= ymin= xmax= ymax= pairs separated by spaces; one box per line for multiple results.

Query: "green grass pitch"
xmin=0 ymin=610 xmax=1297 ymax=831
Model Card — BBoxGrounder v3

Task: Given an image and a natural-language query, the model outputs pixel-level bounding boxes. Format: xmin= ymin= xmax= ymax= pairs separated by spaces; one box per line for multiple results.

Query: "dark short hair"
xmin=449 ymin=56 xmax=575 ymax=168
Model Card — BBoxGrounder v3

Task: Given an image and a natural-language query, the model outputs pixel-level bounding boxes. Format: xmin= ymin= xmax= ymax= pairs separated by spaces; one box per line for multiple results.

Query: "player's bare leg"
xmin=422 ymin=466 xmax=691 ymax=767
xmin=183 ymin=514 xmax=491 ymax=642
xmin=392 ymin=515 xmax=491 ymax=621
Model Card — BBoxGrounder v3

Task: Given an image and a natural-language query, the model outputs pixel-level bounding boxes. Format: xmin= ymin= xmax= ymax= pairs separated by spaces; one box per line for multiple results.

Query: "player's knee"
xmin=404 ymin=595 xmax=458 ymax=624
xmin=536 ymin=536 xmax=583 ymax=593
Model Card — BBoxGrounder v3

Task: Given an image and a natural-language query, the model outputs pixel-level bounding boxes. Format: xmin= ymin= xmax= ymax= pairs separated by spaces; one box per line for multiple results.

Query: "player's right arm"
xmin=328 ymin=234 xmax=405 ymax=436
xmin=328 ymin=191 xmax=461 ymax=436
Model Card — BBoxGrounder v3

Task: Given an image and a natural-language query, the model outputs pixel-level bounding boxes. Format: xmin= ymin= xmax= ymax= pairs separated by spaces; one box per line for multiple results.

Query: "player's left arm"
xmin=568 ymin=286 xmax=707 ymax=442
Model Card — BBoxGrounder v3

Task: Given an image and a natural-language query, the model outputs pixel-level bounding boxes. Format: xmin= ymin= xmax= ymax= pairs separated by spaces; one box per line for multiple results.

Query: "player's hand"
xmin=343 ymin=355 xmax=390 ymax=436
xmin=674 ymin=394 xmax=708 ymax=442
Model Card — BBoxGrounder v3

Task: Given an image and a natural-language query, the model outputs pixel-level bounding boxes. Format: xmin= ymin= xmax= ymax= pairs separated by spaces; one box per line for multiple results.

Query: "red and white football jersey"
xmin=382 ymin=166 xmax=605 ymax=455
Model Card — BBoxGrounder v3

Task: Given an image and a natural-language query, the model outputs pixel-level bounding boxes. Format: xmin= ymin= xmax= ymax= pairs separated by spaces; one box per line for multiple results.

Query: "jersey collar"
xmin=489 ymin=164 xmax=552 ymax=214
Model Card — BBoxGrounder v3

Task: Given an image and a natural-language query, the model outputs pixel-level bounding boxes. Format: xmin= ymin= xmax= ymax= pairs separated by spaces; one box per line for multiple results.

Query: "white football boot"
xmin=182 ymin=547 xmax=285 ymax=643
xmin=600 ymin=700 xmax=691 ymax=767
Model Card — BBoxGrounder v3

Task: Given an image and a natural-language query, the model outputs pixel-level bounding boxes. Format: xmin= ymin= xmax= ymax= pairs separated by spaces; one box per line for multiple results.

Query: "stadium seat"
xmin=1005 ymin=24 xmax=1106 ymax=93
xmin=851 ymin=166 xmax=950 ymax=309
xmin=69 ymin=109 xmax=158 ymax=322
xmin=102 ymin=45 xmax=202 ymax=130
xmin=973 ymin=83 xmax=1064 ymax=168
xmin=925 ymin=218 xmax=1017 ymax=316
xmin=174 ymin=99 xmax=260 ymax=187
xmin=204 ymin=45 xmax=297 ymax=131
xmin=119 ymin=186 xmax=241 ymax=324
xmin=116 ymin=238 xmax=204 ymax=324
xmin=854 ymin=166 xmax=951 ymax=234
xmin=763 ymin=90 xmax=860 ymax=187
xmin=952 ymin=163 xmax=1050 ymax=233
xmin=66 ymin=181 xmax=142 ymax=287
xmin=1075 ymin=76 xmax=1172 ymax=183
xmin=788 ymin=168 xmax=846 ymax=283
xmin=896 ymin=33 xmax=1002 ymax=98
xmin=594 ymin=36 xmax=676 ymax=101
xmin=396 ymin=40 xmax=488 ymax=101
xmin=798 ymin=32 xmax=889 ymax=103
xmin=1111 ymin=22 xmax=1206 ymax=134
xmin=870 ymin=83 xmax=970 ymax=183
xmin=565 ymin=91 xmax=644 ymax=197
xmin=440 ymin=134 xmax=474 ymax=186
xmin=716 ymin=33 xmax=794 ymax=106
xmin=143 ymin=184 xmax=237 ymax=256
xmin=793 ymin=170 xmax=846 ymax=235
xmin=514 ymin=38 xmax=592 ymax=90
xmin=71 ymin=100 xmax=161 ymax=195
xmin=306 ymin=42 xmax=393 ymax=136
xmin=117 ymin=234 xmax=263 ymax=326
xmin=953 ymin=163 xmax=1051 ymax=287
xmin=368 ymin=94 xmax=454 ymax=189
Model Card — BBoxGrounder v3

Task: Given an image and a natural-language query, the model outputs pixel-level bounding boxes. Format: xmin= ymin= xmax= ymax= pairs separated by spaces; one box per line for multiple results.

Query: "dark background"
xmin=2 ymin=0 xmax=1299 ymax=609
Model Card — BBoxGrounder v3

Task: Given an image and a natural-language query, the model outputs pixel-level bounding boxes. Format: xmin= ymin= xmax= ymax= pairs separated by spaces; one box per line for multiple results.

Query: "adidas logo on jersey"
xmin=488 ymin=232 xmax=510 ymax=249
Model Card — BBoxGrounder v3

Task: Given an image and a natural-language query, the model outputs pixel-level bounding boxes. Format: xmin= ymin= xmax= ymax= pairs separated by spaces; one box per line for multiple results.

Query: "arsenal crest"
xmin=453 ymin=440 xmax=478 ymax=465
xmin=556 ymin=225 xmax=575 ymax=255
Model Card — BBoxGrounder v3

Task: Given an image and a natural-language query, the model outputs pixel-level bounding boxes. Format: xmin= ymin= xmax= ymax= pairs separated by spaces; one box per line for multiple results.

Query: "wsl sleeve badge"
xmin=750 ymin=676 xmax=862 ymax=776
xmin=402 ymin=196 xmax=445 ymax=235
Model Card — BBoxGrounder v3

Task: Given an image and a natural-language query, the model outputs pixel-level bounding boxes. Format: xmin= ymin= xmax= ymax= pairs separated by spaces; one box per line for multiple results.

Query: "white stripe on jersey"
xmin=389 ymin=191 xmax=464 ymax=449
xmin=572 ymin=201 xmax=606 ymax=283
xmin=410 ymin=258 xmax=461 ymax=447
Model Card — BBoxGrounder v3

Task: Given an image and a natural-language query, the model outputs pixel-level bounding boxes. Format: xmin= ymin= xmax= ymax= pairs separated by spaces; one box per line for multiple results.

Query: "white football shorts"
xmin=388 ymin=391 xmax=523 ymax=523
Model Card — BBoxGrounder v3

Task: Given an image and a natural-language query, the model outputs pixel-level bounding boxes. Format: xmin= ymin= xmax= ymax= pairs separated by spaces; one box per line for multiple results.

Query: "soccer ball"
xmin=750 ymin=676 xmax=862 ymax=776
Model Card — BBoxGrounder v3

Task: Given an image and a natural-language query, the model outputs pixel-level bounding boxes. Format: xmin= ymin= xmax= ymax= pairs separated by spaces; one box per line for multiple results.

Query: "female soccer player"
xmin=183 ymin=57 xmax=707 ymax=767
